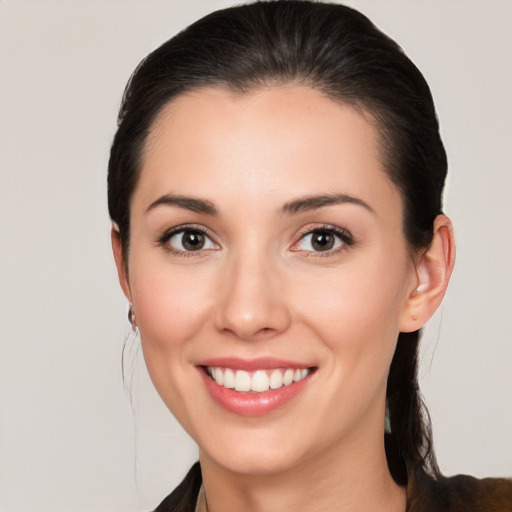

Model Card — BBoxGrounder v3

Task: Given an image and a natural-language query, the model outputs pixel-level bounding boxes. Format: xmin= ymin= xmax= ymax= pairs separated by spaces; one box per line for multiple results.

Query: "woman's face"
xmin=122 ymin=86 xmax=419 ymax=475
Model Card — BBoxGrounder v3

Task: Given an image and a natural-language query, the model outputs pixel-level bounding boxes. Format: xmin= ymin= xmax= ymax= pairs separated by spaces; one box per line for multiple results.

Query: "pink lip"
xmin=196 ymin=359 xmax=315 ymax=417
xmin=196 ymin=357 xmax=312 ymax=371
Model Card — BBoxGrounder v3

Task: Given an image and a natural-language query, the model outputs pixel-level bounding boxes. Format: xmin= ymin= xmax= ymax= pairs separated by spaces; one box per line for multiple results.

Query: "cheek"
xmin=129 ymin=258 xmax=216 ymax=372
xmin=294 ymin=251 xmax=411 ymax=376
xmin=128 ymin=259 xmax=220 ymax=434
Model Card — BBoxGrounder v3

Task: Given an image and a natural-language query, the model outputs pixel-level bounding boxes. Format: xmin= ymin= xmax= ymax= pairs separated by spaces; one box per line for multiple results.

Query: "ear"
xmin=400 ymin=214 xmax=456 ymax=332
xmin=111 ymin=224 xmax=132 ymax=303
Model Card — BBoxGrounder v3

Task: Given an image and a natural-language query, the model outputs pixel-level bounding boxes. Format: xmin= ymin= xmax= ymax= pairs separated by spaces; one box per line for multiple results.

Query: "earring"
xmin=128 ymin=303 xmax=138 ymax=333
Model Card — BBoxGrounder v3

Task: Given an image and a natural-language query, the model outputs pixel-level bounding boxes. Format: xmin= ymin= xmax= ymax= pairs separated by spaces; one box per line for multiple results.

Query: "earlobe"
xmin=400 ymin=214 xmax=456 ymax=333
xmin=111 ymin=225 xmax=132 ymax=302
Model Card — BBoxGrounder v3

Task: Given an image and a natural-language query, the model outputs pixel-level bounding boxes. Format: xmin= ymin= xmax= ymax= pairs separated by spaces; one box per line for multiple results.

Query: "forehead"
xmin=136 ymin=85 xmax=401 ymax=216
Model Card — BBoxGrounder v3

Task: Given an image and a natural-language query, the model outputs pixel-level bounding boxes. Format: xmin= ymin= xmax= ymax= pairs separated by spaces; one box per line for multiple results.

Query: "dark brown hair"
xmin=108 ymin=0 xmax=446 ymax=483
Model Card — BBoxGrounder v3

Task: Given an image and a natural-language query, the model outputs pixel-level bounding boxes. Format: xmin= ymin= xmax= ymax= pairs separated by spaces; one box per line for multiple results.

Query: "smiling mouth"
xmin=204 ymin=366 xmax=315 ymax=393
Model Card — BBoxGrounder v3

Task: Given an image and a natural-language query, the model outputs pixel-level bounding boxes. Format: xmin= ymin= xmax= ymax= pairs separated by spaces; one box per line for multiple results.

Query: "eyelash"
xmin=156 ymin=224 xmax=354 ymax=257
xmin=291 ymin=224 xmax=355 ymax=257
xmin=156 ymin=224 xmax=219 ymax=257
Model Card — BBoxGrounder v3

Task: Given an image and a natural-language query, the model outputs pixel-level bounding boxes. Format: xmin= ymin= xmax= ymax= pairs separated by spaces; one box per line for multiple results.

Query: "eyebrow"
xmin=145 ymin=194 xmax=218 ymax=215
xmin=144 ymin=192 xmax=374 ymax=217
xmin=282 ymin=193 xmax=375 ymax=215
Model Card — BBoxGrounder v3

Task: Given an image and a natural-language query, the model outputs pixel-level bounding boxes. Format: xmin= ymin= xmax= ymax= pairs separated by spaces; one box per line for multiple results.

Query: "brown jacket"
xmin=154 ymin=462 xmax=512 ymax=512
xmin=407 ymin=470 xmax=512 ymax=512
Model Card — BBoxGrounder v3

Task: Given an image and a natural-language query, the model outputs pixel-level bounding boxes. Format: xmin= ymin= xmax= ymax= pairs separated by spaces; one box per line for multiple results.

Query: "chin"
xmin=196 ymin=421 xmax=325 ymax=477
xmin=206 ymin=445 xmax=306 ymax=476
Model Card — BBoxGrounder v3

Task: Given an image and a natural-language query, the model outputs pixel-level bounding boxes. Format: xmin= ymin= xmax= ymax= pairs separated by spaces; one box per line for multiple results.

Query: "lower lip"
xmin=199 ymin=369 xmax=313 ymax=416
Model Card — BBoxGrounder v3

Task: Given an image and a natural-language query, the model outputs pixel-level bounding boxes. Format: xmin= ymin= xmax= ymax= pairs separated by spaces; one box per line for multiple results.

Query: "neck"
xmin=199 ymin=429 xmax=406 ymax=512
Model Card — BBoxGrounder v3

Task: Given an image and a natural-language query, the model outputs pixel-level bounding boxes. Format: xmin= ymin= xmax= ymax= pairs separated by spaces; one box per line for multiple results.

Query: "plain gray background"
xmin=1 ymin=1 xmax=511 ymax=510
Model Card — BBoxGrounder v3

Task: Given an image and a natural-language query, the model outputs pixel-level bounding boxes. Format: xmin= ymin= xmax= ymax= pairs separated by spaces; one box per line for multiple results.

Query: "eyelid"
xmin=155 ymin=222 xmax=353 ymax=257
xmin=290 ymin=224 xmax=354 ymax=255
xmin=156 ymin=223 xmax=220 ymax=254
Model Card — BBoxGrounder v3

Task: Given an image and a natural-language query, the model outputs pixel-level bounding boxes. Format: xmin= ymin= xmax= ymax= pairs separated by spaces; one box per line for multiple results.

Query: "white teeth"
xmin=283 ymin=368 xmax=294 ymax=386
xmin=234 ymin=370 xmax=251 ymax=392
xmin=269 ymin=369 xmax=283 ymax=389
xmin=213 ymin=367 xmax=223 ymax=386
xmin=223 ymin=368 xmax=235 ymax=389
xmin=251 ymin=371 xmax=270 ymax=392
xmin=207 ymin=366 xmax=312 ymax=393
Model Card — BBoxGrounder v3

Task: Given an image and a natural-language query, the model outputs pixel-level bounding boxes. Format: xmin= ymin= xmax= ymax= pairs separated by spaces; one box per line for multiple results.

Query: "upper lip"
xmin=196 ymin=357 xmax=314 ymax=371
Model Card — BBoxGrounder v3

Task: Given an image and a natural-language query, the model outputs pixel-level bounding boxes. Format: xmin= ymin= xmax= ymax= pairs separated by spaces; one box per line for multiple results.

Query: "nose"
xmin=214 ymin=252 xmax=292 ymax=341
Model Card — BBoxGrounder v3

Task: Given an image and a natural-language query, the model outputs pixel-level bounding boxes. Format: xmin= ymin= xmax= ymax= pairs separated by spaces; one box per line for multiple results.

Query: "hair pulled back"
xmin=108 ymin=0 xmax=446 ymax=484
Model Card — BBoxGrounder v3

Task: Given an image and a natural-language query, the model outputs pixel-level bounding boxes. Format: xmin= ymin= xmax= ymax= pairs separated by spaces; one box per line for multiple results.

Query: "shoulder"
xmin=407 ymin=470 xmax=512 ymax=512
xmin=152 ymin=462 xmax=202 ymax=512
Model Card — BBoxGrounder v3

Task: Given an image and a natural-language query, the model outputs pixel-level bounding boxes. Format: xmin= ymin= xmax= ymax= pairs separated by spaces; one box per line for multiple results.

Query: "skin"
xmin=113 ymin=85 xmax=455 ymax=512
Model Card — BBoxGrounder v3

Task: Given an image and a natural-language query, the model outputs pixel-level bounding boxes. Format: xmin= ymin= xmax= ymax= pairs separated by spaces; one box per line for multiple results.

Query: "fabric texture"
xmin=153 ymin=462 xmax=512 ymax=512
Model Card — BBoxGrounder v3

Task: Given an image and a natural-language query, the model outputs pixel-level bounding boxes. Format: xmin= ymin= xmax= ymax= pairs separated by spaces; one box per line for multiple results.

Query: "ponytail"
xmin=386 ymin=330 xmax=439 ymax=484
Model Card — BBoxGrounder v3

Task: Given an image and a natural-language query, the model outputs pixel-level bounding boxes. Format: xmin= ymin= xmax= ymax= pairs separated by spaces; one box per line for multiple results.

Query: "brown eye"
xmin=310 ymin=231 xmax=335 ymax=251
xmin=293 ymin=227 xmax=351 ymax=254
xmin=182 ymin=231 xmax=205 ymax=250
xmin=167 ymin=229 xmax=218 ymax=252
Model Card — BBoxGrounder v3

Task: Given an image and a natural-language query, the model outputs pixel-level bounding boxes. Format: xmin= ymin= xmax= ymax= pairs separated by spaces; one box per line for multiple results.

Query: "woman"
xmin=108 ymin=1 xmax=511 ymax=511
